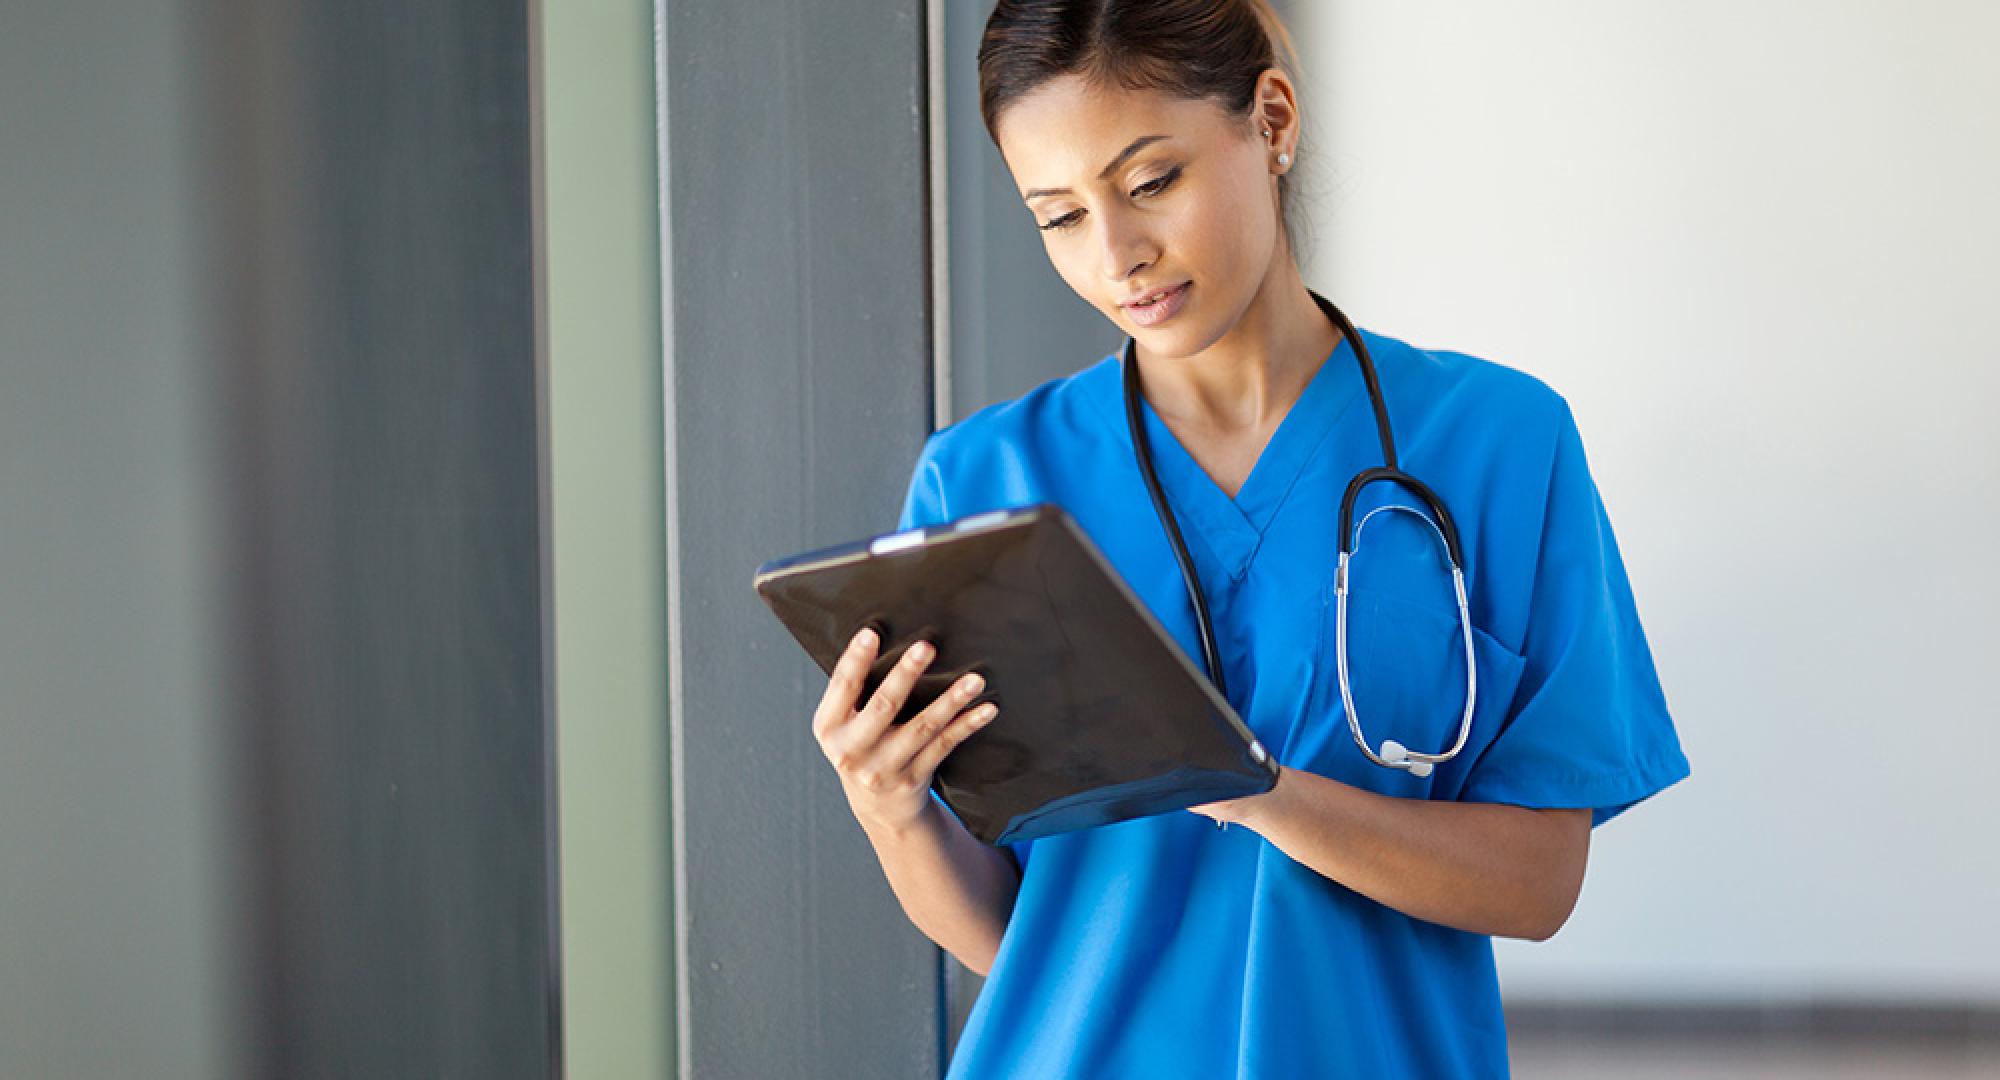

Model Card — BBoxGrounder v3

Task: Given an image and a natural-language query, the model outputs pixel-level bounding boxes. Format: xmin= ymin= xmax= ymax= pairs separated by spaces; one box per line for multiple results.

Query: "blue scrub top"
xmin=894 ymin=327 xmax=1691 ymax=1079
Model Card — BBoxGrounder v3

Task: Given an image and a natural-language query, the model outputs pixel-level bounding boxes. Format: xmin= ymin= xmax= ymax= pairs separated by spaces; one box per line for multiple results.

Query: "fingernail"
xmin=910 ymin=641 xmax=933 ymax=662
xmin=960 ymin=673 xmax=984 ymax=695
xmin=854 ymin=627 xmax=876 ymax=647
xmin=975 ymin=704 xmax=997 ymax=722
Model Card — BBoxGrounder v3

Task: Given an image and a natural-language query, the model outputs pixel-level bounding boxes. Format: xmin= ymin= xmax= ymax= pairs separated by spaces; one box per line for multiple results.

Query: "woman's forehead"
xmin=996 ymin=79 xmax=1231 ymax=184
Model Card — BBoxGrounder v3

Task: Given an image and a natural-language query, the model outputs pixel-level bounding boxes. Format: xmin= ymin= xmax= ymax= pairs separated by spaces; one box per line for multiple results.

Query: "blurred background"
xmin=2 ymin=0 xmax=1993 ymax=1077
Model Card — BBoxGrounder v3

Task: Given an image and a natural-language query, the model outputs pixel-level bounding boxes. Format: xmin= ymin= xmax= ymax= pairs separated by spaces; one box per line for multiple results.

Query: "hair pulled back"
xmin=977 ymin=0 xmax=1305 ymax=250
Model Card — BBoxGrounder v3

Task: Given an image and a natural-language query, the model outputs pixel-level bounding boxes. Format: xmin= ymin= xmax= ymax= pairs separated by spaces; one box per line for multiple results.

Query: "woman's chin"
xmin=1125 ymin=320 xmax=1214 ymax=360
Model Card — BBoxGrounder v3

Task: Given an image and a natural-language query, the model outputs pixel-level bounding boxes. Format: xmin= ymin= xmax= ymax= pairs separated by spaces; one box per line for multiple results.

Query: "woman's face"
xmin=993 ymin=74 xmax=1285 ymax=359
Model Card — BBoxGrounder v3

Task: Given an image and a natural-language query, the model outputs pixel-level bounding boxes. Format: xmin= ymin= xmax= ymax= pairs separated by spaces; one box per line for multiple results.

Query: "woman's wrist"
xmin=1188 ymin=765 xmax=1296 ymax=829
xmin=1238 ymin=765 xmax=1296 ymax=830
xmin=853 ymin=789 xmax=946 ymax=845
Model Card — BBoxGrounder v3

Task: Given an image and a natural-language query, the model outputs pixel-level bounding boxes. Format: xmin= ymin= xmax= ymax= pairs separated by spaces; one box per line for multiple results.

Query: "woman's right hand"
xmin=813 ymin=626 xmax=998 ymax=832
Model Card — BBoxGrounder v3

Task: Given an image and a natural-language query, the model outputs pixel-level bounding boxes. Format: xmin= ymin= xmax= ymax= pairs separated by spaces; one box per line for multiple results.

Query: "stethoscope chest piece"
xmin=1333 ymin=503 xmax=1479 ymax=778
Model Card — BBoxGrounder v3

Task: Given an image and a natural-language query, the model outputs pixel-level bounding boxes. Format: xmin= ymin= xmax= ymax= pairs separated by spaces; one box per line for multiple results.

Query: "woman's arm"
xmin=1192 ymin=767 xmax=1591 ymax=941
xmin=813 ymin=628 xmax=1019 ymax=975
xmin=858 ymin=799 xmax=1019 ymax=975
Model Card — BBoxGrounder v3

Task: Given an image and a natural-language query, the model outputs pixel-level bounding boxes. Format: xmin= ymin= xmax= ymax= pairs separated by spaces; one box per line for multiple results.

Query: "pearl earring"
xmin=1264 ymin=127 xmax=1290 ymax=168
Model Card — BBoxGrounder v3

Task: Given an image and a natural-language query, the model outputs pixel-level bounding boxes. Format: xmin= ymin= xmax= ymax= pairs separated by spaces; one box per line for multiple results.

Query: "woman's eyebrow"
xmin=1022 ymin=134 xmax=1171 ymax=203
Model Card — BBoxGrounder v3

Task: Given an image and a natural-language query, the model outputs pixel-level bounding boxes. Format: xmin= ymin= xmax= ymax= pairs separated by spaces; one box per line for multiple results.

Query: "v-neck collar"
xmin=1085 ymin=326 xmax=1369 ymax=583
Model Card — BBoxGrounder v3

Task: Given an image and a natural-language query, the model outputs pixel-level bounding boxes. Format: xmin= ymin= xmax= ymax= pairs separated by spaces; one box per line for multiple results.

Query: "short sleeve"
xmin=895 ymin=432 xmax=1033 ymax=871
xmin=895 ymin=431 xmax=949 ymax=532
xmin=1459 ymin=398 xmax=1691 ymax=827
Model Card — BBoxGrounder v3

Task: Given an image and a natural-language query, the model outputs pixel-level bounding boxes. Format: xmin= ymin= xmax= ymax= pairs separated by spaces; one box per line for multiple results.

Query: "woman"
xmin=809 ymin=1 xmax=1691 ymax=1075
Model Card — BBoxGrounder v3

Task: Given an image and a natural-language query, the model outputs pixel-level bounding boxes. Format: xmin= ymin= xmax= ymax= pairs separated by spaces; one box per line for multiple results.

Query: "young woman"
xmin=809 ymin=1 xmax=1691 ymax=1075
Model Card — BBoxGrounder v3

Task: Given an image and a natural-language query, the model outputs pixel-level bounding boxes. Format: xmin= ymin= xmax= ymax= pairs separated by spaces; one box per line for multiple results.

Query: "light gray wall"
xmin=545 ymin=0 xmax=674 ymax=1074
xmin=1296 ymin=3 xmax=2000 ymax=1002
xmin=0 ymin=2 xmax=232 ymax=1076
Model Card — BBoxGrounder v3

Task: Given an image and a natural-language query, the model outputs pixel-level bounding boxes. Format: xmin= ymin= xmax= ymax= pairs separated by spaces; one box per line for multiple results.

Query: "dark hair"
xmin=977 ymin=0 xmax=1306 ymax=252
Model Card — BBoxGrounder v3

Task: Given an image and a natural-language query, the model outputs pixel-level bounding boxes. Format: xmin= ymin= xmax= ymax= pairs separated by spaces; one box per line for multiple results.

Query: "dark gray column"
xmin=942 ymin=1 xmax=1122 ymax=426
xmin=657 ymin=2 xmax=946 ymax=1078
xmin=206 ymin=1 xmax=559 ymax=1076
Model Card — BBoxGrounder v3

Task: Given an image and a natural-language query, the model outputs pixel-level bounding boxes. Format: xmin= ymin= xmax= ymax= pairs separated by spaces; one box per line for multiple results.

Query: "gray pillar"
xmin=3 ymin=0 xmax=558 ymax=1076
xmin=209 ymin=0 xmax=559 ymax=1075
xmin=657 ymin=1 xmax=947 ymax=1076
xmin=1 ymin=1 xmax=232 ymax=1074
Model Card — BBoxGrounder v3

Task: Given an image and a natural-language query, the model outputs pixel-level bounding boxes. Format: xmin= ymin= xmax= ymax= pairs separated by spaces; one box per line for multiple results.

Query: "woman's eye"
xmin=1039 ymin=209 xmax=1084 ymax=232
xmin=1037 ymin=166 xmax=1181 ymax=232
xmin=1133 ymin=166 xmax=1181 ymax=197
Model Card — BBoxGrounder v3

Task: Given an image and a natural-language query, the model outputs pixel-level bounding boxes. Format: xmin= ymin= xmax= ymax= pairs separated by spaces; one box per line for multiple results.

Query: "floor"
xmin=1510 ymin=1035 xmax=2000 ymax=1079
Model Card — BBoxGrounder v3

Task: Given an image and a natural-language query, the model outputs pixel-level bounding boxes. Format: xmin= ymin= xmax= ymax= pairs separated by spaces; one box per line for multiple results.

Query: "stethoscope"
xmin=1122 ymin=290 xmax=1477 ymax=778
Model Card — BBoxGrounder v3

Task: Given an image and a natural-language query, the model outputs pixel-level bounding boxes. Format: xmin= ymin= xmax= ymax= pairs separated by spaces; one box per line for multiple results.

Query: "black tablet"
xmin=751 ymin=503 xmax=1278 ymax=846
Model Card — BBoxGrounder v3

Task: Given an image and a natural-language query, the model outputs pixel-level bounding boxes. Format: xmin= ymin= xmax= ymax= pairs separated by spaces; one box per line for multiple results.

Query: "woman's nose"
xmin=1096 ymin=208 xmax=1157 ymax=283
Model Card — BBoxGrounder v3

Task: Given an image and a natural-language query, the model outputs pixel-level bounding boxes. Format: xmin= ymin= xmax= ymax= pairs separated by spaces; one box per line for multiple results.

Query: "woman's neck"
xmin=1134 ymin=259 xmax=1337 ymax=437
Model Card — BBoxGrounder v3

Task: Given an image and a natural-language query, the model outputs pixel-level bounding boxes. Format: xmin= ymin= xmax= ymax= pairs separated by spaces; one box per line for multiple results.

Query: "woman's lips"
xmin=1124 ymin=282 xmax=1190 ymax=328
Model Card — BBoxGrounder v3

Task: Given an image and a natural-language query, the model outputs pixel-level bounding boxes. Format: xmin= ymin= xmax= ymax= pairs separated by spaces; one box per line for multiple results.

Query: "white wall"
xmin=1294 ymin=2 xmax=2000 ymax=1003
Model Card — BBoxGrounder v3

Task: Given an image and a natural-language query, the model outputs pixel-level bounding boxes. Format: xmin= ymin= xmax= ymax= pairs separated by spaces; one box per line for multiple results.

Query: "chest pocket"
xmin=1285 ymin=508 xmax=1529 ymax=796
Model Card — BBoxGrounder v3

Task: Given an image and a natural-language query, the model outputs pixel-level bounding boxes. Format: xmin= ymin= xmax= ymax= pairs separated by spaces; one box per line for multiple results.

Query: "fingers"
xmin=812 ymin=630 xmax=995 ymax=799
xmin=812 ymin=626 xmax=880 ymax=743
xmin=884 ymin=668 xmax=987 ymax=767
xmin=849 ymin=635 xmax=937 ymax=744
xmin=907 ymin=700 xmax=999 ymax=782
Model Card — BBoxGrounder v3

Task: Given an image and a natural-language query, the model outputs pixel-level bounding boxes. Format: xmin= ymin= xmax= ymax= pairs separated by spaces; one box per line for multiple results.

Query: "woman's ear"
xmin=1251 ymin=68 xmax=1300 ymax=163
